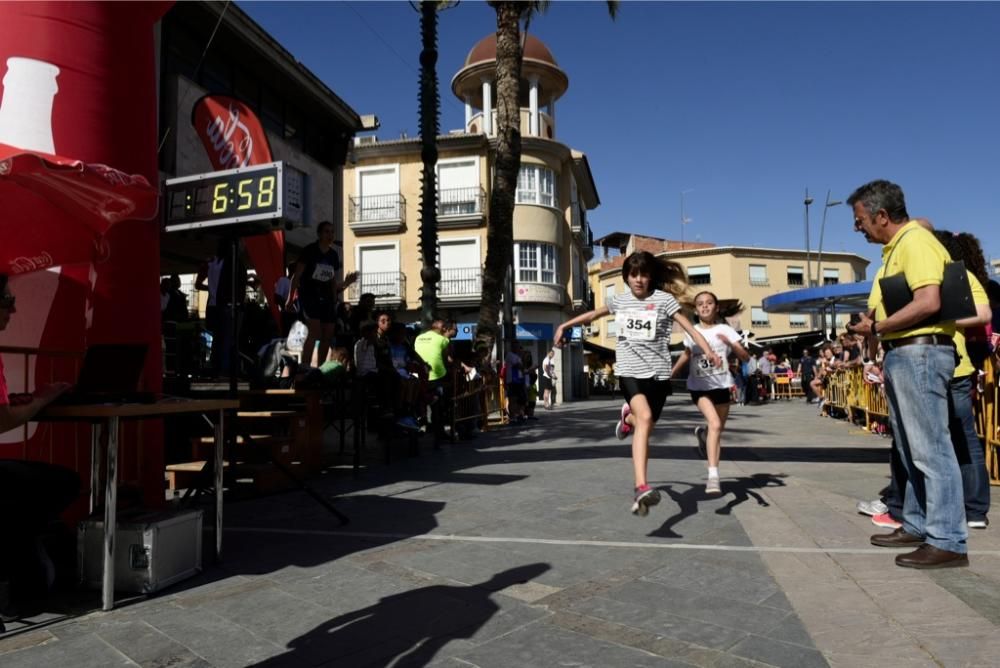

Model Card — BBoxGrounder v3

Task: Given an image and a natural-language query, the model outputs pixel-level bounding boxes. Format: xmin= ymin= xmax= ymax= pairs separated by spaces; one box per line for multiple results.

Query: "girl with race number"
xmin=670 ymin=291 xmax=749 ymax=495
xmin=555 ymin=252 xmax=721 ymax=517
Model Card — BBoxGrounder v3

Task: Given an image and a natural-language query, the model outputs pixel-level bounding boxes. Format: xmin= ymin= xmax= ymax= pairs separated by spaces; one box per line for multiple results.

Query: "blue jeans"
xmin=948 ymin=374 xmax=990 ymax=522
xmin=882 ymin=343 xmax=967 ymax=553
xmin=884 ymin=374 xmax=990 ymax=523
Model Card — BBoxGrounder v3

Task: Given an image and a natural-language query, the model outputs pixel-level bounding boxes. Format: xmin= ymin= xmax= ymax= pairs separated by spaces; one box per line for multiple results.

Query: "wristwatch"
xmin=870 ymin=321 xmax=878 ymax=337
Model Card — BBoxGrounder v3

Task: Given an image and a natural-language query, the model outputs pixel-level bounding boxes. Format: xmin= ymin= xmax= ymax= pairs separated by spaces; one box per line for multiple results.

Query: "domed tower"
xmin=451 ymin=33 xmax=569 ymax=139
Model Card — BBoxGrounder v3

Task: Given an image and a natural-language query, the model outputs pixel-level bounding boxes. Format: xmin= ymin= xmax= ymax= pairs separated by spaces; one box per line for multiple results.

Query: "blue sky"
xmin=240 ymin=1 xmax=1000 ymax=274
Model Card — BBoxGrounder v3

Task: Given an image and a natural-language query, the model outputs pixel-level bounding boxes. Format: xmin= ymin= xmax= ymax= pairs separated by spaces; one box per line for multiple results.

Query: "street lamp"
xmin=804 ymin=189 xmax=814 ymax=286
xmin=815 ymin=190 xmax=843 ymax=287
xmin=815 ymin=191 xmax=843 ymax=338
xmin=680 ymin=188 xmax=693 ymax=249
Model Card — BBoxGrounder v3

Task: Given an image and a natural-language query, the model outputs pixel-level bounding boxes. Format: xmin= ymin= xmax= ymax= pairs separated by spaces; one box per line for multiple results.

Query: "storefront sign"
xmin=451 ymin=322 xmax=554 ymax=342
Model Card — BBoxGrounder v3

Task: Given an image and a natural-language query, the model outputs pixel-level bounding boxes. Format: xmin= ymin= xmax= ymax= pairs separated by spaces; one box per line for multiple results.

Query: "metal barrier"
xmin=980 ymin=356 xmax=999 ymax=485
xmin=771 ymin=375 xmax=794 ymax=400
xmin=823 ymin=358 xmax=999 ymax=486
xmin=449 ymin=374 xmax=489 ymax=437
xmin=485 ymin=377 xmax=507 ymax=426
xmin=824 ymin=367 xmax=888 ymax=432
xmin=824 ymin=369 xmax=849 ymax=412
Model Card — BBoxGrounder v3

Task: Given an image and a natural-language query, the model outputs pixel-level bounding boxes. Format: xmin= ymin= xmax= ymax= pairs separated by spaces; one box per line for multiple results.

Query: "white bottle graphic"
xmin=0 ymin=56 xmax=62 ymax=446
xmin=0 ymin=56 xmax=59 ymax=153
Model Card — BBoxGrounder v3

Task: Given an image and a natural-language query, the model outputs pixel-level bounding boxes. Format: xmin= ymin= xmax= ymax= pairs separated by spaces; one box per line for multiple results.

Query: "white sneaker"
xmin=856 ymin=499 xmax=889 ymax=516
xmin=968 ymin=518 xmax=990 ymax=529
xmin=705 ymin=477 xmax=721 ymax=495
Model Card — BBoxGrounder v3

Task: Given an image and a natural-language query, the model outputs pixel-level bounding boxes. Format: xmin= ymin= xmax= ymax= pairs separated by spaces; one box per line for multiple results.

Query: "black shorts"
xmin=619 ymin=376 xmax=672 ymax=423
xmin=689 ymin=387 xmax=731 ymax=406
xmin=299 ymin=296 xmax=337 ymax=324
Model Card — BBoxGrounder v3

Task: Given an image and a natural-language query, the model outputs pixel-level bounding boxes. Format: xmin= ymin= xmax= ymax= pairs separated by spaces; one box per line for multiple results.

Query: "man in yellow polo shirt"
xmin=847 ymin=179 xmax=967 ymax=569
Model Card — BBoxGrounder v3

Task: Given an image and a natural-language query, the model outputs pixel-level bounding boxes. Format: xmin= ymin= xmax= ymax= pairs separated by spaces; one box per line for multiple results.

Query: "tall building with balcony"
xmin=342 ymin=34 xmax=599 ymax=402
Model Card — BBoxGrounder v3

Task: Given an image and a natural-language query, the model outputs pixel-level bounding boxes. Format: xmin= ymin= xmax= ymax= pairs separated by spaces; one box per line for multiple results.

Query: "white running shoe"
xmin=856 ymin=499 xmax=889 ymax=517
xmin=705 ymin=477 xmax=721 ymax=495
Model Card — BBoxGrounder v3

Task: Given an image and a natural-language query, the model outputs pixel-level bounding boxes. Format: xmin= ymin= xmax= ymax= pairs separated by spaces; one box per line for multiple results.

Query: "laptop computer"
xmin=54 ymin=344 xmax=155 ymax=405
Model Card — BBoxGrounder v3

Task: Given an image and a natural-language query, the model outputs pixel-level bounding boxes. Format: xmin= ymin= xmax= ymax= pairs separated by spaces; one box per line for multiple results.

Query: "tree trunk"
xmin=418 ymin=0 xmax=440 ymax=328
xmin=475 ymin=1 xmax=524 ymax=362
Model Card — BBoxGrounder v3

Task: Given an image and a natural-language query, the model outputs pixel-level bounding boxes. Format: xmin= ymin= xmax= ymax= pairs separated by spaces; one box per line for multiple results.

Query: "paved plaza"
xmin=2 ymin=396 xmax=999 ymax=667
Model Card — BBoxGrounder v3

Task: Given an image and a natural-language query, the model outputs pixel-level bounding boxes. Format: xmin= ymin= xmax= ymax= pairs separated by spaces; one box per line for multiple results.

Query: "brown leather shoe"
xmin=895 ymin=544 xmax=969 ymax=569
xmin=870 ymin=527 xmax=924 ymax=547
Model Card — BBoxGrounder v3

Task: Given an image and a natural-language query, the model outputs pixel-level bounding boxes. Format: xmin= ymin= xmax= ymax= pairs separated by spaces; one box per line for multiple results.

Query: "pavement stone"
xmin=2 ymin=397 xmax=999 ymax=667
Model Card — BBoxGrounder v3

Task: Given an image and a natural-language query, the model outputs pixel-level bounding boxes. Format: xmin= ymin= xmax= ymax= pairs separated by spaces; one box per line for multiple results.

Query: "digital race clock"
xmin=163 ymin=161 xmax=305 ymax=233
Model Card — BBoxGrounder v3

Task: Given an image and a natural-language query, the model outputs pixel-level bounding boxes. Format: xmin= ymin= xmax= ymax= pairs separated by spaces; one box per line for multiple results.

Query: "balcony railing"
xmin=440 ymin=267 xmax=482 ymax=298
xmin=348 ymin=193 xmax=405 ymax=229
xmin=438 ymin=187 xmax=485 ymax=217
xmin=749 ymin=278 xmax=770 ymax=287
xmin=347 ymin=271 xmax=406 ymax=303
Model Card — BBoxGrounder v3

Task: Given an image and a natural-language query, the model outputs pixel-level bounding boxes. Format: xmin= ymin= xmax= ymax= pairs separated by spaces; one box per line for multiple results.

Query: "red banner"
xmin=191 ymin=95 xmax=284 ymax=323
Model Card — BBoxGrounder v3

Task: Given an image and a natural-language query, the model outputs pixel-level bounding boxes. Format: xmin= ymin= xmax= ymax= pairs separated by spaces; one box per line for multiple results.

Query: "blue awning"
xmin=762 ymin=281 xmax=873 ymax=314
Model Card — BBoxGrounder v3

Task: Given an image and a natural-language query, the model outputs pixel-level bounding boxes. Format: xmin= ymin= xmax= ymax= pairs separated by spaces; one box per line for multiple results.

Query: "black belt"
xmin=882 ymin=334 xmax=953 ymax=350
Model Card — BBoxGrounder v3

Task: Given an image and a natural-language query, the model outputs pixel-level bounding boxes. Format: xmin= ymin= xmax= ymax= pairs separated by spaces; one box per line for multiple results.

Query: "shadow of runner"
xmin=648 ymin=473 xmax=788 ymax=539
xmin=160 ymin=495 xmax=448 ymax=598
xmin=246 ymin=563 xmax=550 ymax=668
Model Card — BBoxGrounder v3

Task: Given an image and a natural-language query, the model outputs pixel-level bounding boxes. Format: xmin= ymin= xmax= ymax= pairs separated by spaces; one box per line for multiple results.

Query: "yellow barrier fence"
xmin=485 ymin=377 xmax=508 ymax=427
xmin=981 ymin=356 xmax=999 ymax=485
xmin=821 ymin=357 xmax=999 ymax=486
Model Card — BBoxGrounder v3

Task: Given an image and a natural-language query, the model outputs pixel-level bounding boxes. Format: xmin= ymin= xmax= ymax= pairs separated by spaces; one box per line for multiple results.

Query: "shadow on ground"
xmin=245 ymin=563 xmax=550 ymax=668
xmin=648 ymin=473 xmax=789 ymax=539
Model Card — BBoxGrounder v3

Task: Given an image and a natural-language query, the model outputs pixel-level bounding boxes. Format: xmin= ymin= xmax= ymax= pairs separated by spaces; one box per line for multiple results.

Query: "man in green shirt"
xmin=414 ymin=319 xmax=451 ymax=382
xmin=414 ymin=319 xmax=452 ymax=441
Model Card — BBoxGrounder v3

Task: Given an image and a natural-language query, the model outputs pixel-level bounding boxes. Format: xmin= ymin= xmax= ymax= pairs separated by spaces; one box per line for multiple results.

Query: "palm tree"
xmin=474 ymin=1 xmax=617 ymax=360
xmin=417 ymin=0 xmax=443 ymax=328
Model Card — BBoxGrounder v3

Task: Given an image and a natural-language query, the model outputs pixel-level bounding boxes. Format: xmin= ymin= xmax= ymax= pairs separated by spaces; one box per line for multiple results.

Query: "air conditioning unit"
xmin=353 ymin=135 xmax=378 ymax=146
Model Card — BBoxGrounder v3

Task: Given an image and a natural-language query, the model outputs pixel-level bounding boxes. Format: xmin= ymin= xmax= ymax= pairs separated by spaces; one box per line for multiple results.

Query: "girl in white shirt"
xmin=671 ymin=291 xmax=750 ymax=494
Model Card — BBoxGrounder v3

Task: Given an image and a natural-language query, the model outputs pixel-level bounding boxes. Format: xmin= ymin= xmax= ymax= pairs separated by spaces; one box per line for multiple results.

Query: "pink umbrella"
xmin=0 ymin=142 xmax=159 ymax=276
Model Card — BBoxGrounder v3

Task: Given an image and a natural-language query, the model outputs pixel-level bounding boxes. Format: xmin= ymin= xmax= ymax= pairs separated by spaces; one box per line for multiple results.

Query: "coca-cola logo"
xmin=9 ymin=251 xmax=54 ymax=274
xmin=206 ymin=103 xmax=254 ymax=169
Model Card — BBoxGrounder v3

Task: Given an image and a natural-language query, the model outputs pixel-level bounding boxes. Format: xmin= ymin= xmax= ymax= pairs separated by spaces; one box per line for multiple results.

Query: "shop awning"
xmin=583 ymin=340 xmax=615 ymax=356
xmin=753 ymin=330 xmax=825 ymax=346
xmin=762 ymin=281 xmax=873 ymax=314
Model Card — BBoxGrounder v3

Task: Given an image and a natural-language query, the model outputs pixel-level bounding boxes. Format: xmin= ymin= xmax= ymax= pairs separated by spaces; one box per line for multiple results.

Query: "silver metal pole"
xmin=101 ymin=416 xmax=119 ymax=611
xmin=815 ymin=191 xmax=843 ymax=291
xmin=215 ymin=409 xmax=225 ymax=560
xmin=804 ymin=188 xmax=814 ymax=286
xmin=89 ymin=423 xmax=102 ymax=516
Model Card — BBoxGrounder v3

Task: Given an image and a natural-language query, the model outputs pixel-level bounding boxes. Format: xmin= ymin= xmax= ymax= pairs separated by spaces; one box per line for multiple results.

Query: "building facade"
xmin=587 ymin=234 xmax=869 ymax=349
xmin=343 ymin=34 xmax=599 ymax=402
xmin=157 ymin=1 xmax=364 ymax=276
